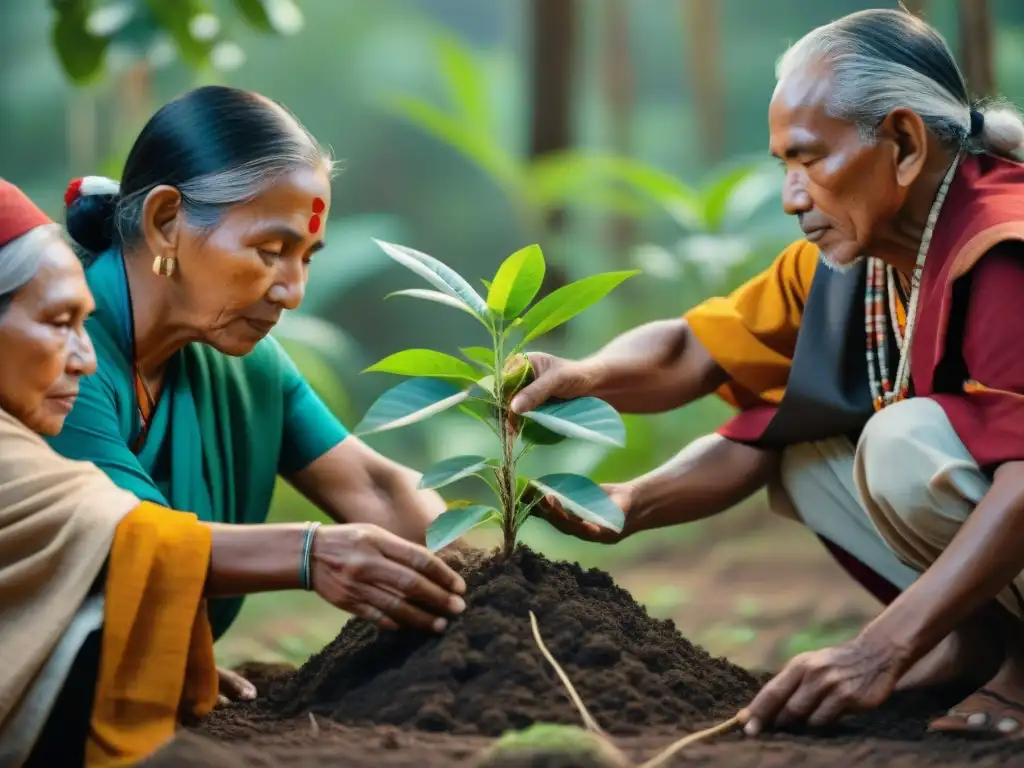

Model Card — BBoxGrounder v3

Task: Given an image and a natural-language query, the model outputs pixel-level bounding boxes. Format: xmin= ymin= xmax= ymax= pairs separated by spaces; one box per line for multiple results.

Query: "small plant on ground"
xmin=354 ymin=240 xmax=637 ymax=557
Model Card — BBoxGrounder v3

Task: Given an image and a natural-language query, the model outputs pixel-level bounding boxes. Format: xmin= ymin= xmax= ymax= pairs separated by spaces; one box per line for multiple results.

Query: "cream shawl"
xmin=0 ymin=407 xmax=138 ymax=762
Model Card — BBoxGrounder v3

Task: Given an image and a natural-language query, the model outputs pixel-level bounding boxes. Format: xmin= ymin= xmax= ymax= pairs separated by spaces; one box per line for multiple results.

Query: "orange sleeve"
xmin=683 ymin=239 xmax=818 ymax=409
xmin=86 ymin=502 xmax=218 ymax=767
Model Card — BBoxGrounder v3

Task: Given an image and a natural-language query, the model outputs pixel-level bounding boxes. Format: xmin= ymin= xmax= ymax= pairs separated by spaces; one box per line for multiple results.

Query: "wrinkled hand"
xmin=738 ymin=635 xmax=906 ymax=735
xmin=215 ymin=666 xmax=257 ymax=708
xmin=310 ymin=523 xmax=467 ymax=633
xmin=531 ymin=482 xmax=634 ymax=544
xmin=508 ymin=352 xmax=602 ymax=415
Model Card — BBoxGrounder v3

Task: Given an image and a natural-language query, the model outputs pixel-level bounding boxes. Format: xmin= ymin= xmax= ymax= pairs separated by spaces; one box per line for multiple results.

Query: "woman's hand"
xmin=310 ymin=523 xmax=467 ymax=632
xmin=215 ymin=666 xmax=257 ymax=707
xmin=533 ymin=482 xmax=635 ymax=544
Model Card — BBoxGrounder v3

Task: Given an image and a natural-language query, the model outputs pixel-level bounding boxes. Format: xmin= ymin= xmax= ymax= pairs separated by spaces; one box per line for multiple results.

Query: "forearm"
xmin=204 ymin=523 xmax=307 ymax=597
xmin=622 ymin=433 xmax=779 ymax=537
xmin=290 ymin=440 xmax=446 ymax=545
xmin=863 ymin=462 xmax=1024 ymax=663
xmin=583 ymin=319 xmax=727 ymax=413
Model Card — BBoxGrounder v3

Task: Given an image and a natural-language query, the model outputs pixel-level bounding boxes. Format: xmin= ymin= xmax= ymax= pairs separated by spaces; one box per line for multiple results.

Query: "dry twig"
xmin=637 ymin=714 xmax=740 ymax=768
xmin=528 ymin=610 xmax=607 ymax=737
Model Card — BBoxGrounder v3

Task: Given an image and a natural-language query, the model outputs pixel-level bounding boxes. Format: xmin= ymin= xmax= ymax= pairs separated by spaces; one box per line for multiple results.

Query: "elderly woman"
xmin=513 ymin=9 xmax=1024 ymax=738
xmin=49 ymin=85 xmax=469 ymax=647
xmin=0 ymin=179 xmax=465 ymax=766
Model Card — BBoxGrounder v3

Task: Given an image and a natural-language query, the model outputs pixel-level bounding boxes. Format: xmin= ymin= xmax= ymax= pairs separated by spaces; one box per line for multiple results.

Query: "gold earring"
xmin=152 ymin=255 xmax=177 ymax=277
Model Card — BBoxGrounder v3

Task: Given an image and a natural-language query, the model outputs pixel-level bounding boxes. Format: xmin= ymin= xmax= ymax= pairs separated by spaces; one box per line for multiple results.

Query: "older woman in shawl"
xmin=0 ymin=181 xmax=465 ymax=766
xmin=510 ymin=9 xmax=1024 ymax=738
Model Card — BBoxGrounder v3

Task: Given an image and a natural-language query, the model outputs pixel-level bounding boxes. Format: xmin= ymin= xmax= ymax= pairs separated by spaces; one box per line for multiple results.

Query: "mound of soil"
xmin=208 ymin=547 xmax=761 ymax=738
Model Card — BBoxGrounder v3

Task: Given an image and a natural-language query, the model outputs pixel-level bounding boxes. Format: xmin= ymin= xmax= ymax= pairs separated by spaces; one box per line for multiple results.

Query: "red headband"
xmin=0 ymin=178 xmax=52 ymax=248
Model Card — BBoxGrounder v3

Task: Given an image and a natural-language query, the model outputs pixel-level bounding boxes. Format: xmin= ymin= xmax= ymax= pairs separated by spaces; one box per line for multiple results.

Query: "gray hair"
xmin=0 ymin=224 xmax=63 ymax=316
xmin=65 ymin=85 xmax=338 ymax=258
xmin=776 ymin=8 xmax=1024 ymax=157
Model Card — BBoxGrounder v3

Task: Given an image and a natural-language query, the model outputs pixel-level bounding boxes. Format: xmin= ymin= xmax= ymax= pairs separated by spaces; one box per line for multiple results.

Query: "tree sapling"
xmin=354 ymin=240 xmax=637 ymax=557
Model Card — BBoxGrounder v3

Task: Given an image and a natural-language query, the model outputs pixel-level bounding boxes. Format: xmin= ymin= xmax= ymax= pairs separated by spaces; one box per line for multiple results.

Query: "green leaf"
xmin=364 ymin=349 xmax=480 ymax=382
xmin=373 ymin=239 xmax=488 ymax=317
xmin=354 ymin=378 xmax=468 ymax=436
xmin=530 ymin=474 xmax=625 ymax=532
xmin=460 ymin=346 xmax=494 ymax=369
xmin=481 ymin=279 xmax=493 ymax=291
xmin=436 ymin=35 xmax=488 ymax=128
xmin=385 ymin=288 xmax=483 ymax=321
xmin=521 ymin=397 xmax=625 ymax=447
xmin=517 ymin=271 xmax=640 ymax=344
xmin=426 ymin=505 xmax=497 ymax=551
xmin=382 ymin=96 xmax=522 ymax=196
xmin=231 ymin=0 xmax=274 ymax=31
xmin=703 ymin=162 xmax=780 ymax=232
xmin=145 ymin=0 xmax=215 ymax=69
xmin=52 ymin=0 xmax=109 ymax=84
xmin=521 ymin=420 xmax=567 ymax=446
xmin=459 ymin=400 xmax=496 ymax=426
xmin=487 ymin=244 xmax=546 ymax=319
xmin=419 ymin=455 xmax=493 ymax=490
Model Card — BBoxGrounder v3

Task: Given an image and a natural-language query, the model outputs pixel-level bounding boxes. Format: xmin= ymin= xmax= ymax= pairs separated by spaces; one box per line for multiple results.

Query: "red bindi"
xmin=308 ymin=197 xmax=325 ymax=234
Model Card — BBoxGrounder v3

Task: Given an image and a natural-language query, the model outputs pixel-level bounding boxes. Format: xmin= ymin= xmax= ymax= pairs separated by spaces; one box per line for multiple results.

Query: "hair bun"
xmin=64 ymin=175 xmax=121 ymax=256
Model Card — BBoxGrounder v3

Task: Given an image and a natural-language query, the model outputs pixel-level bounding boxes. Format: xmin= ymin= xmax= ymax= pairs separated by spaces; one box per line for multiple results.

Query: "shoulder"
xmin=756 ymin=239 xmax=820 ymax=298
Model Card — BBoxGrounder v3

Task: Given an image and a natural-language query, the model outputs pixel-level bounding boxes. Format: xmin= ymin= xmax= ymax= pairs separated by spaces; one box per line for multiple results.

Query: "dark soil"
xmin=152 ymin=548 xmax=1024 ymax=766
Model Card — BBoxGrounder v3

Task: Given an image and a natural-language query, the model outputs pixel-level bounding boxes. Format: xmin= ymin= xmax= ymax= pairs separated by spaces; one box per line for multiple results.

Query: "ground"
xmin=216 ymin=500 xmax=879 ymax=674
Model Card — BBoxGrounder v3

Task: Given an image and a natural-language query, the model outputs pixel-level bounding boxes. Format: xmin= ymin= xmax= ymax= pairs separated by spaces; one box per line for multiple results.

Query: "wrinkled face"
xmin=0 ymin=235 xmax=97 ymax=435
xmin=768 ymin=63 xmax=910 ymax=270
xmin=160 ymin=164 xmax=331 ymax=356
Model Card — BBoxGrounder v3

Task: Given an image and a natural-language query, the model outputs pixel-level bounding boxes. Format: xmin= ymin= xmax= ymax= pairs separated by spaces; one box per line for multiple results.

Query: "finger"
xmin=363 ymin=558 xmax=466 ymax=616
xmin=348 ymin=602 xmax=400 ymax=631
xmin=216 ymin=694 xmax=231 ymax=709
xmin=775 ymin=679 xmax=828 ymax=728
xmin=509 ymin=358 xmax=559 ymax=414
xmin=359 ymin=583 xmax=449 ymax=633
xmin=808 ymin=692 xmax=849 ymax=728
xmin=741 ymin=663 xmax=806 ymax=736
xmin=218 ymin=667 xmax=257 ymax=701
xmin=372 ymin=531 xmax=467 ymax=595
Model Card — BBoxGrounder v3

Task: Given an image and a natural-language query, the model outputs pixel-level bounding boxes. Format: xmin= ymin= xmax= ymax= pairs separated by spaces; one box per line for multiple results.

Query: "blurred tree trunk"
xmin=529 ymin=0 xmax=577 ymax=234
xmin=529 ymin=0 xmax=578 ymax=297
xmin=958 ymin=0 xmax=996 ymax=98
xmin=602 ymin=0 xmax=635 ymax=259
xmin=681 ymin=0 xmax=725 ymax=166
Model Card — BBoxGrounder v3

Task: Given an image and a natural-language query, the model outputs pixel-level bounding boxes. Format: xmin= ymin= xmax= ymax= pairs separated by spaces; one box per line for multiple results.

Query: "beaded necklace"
xmin=865 ymin=154 xmax=961 ymax=411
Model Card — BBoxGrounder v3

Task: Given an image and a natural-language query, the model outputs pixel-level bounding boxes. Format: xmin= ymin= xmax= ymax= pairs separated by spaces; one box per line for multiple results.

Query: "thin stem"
xmin=493 ymin=326 xmax=519 ymax=558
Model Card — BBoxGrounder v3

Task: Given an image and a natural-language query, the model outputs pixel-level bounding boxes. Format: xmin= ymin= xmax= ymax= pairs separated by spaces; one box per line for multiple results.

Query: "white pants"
xmin=768 ymin=398 xmax=1021 ymax=617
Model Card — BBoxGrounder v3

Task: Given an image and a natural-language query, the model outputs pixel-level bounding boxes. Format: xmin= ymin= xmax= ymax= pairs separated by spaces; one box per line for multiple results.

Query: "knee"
xmin=856 ymin=398 xmax=949 ymax=524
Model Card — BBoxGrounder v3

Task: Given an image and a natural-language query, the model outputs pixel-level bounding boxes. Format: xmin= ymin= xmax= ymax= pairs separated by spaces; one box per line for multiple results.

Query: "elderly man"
xmin=513 ymin=8 xmax=1024 ymax=738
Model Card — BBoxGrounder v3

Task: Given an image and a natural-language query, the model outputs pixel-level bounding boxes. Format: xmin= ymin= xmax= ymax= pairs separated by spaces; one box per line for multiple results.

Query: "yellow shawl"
xmin=0 ymin=408 xmax=218 ymax=766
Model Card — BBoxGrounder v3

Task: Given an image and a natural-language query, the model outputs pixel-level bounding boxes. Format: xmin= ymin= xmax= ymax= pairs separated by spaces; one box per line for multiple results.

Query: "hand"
xmin=533 ymin=482 xmax=634 ymax=544
xmin=509 ymin=352 xmax=603 ymax=415
xmin=738 ymin=634 xmax=908 ymax=735
xmin=310 ymin=523 xmax=467 ymax=633
xmin=215 ymin=666 xmax=257 ymax=708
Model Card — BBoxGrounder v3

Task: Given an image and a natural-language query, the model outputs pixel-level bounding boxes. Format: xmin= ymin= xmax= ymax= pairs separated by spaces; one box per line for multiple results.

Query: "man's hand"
xmin=738 ymin=633 xmax=909 ymax=734
xmin=533 ymin=482 xmax=634 ymax=544
xmin=509 ymin=352 xmax=602 ymax=415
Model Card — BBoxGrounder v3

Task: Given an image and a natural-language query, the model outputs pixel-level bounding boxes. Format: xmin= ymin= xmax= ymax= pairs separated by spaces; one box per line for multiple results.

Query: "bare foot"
xmin=896 ymin=624 xmax=1000 ymax=692
xmin=929 ymin=618 xmax=1024 ymax=737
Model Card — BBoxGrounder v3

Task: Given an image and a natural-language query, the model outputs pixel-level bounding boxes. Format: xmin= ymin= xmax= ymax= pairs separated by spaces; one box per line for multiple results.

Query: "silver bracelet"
xmin=300 ymin=521 xmax=321 ymax=591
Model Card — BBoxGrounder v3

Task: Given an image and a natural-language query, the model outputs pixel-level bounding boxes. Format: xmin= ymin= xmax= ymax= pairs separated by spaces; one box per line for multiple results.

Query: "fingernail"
xmin=744 ymin=720 xmax=760 ymax=737
xmin=509 ymin=397 xmax=522 ymax=413
xmin=454 ymin=577 xmax=467 ymax=594
xmin=243 ymin=684 xmax=257 ymax=700
xmin=433 ymin=617 xmax=448 ymax=632
xmin=450 ymin=596 xmax=466 ymax=613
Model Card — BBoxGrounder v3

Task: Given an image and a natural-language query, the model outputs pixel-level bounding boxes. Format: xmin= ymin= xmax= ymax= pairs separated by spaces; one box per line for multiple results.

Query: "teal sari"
xmin=47 ymin=250 xmax=349 ymax=638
